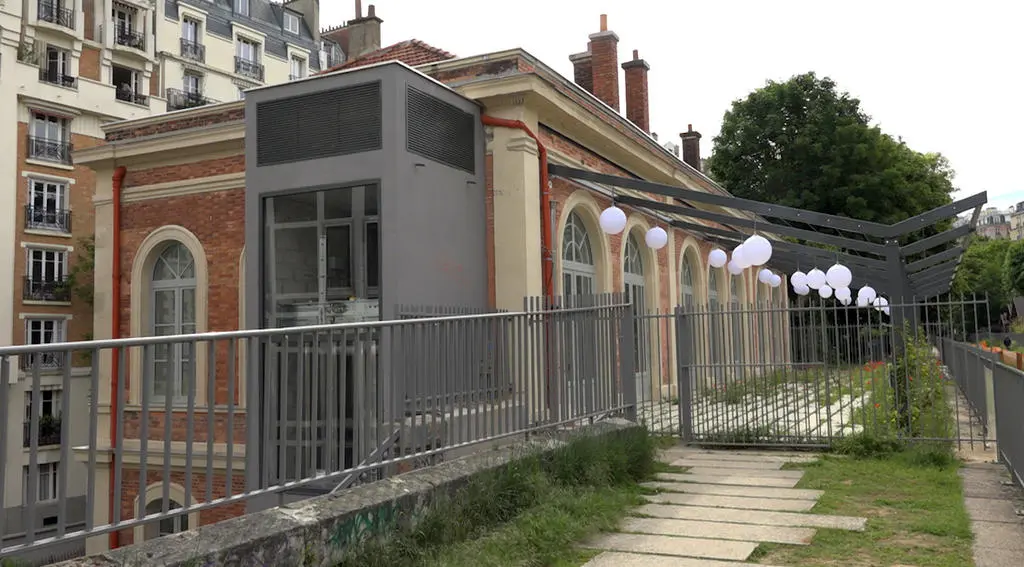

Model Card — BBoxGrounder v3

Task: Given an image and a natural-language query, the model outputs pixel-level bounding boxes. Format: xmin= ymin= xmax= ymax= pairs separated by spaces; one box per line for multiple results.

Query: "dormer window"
xmin=284 ymin=12 xmax=300 ymax=35
xmin=235 ymin=0 xmax=249 ymax=17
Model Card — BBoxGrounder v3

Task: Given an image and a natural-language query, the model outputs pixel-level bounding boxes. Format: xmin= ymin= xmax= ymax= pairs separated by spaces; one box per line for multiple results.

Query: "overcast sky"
xmin=321 ymin=0 xmax=1023 ymax=210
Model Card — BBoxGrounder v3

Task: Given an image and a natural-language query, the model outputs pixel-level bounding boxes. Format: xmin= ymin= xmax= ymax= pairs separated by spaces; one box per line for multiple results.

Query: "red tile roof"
xmin=320 ymin=40 xmax=456 ymax=74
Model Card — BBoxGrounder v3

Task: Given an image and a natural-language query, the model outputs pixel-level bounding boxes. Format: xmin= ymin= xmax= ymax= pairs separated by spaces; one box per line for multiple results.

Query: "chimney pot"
xmin=600 ymin=14 xmax=608 ymax=31
xmin=680 ymin=126 xmax=703 ymax=172
xmin=368 ymin=4 xmax=375 ymax=17
xmin=355 ymin=0 xmax=362 ymax=18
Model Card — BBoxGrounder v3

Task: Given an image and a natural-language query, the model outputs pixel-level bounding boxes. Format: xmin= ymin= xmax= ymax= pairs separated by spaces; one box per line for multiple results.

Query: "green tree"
xmin=948 ymin=236 xmax=1011 ymax=334
xmin=707 ymin=72 xmax=955 ymax=225
xmin=1003 ymin=240 xmax=1024 ymax=298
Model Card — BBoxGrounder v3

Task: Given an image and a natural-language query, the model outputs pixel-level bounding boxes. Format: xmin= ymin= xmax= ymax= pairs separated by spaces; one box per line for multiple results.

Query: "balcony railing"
xmin=234 ymin=56 xmax=264 ymax=81
xmin=37 ymin=1 xmax=74 ymax=30
xmin=23 ymin=417 xmax=62 ymax=448
xmin=115 ymin=88 xmax=149 ymax=106
xmin=180 ymin=38 xmax=205 ymax=63
xmin=23 ymin=277 xmax=71 ymax=302
xmin=25 ymin=206 xmax=72 ymax=233
xmin=166 ymin=88 xmax=218 ymax=111
xmin=38 ymin=68 xmax=77 ymax=89
xmin=114 ymin=27 xmax=145 ymax=51
xmin=19 ymin=351 xmax=65 ymax=371
xmin=27 ymin=136 xmax=73 ymax=165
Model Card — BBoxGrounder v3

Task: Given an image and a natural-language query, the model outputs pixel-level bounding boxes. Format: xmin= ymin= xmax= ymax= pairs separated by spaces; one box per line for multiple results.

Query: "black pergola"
xmin=549 ymin=164 xmax=987 ymax=301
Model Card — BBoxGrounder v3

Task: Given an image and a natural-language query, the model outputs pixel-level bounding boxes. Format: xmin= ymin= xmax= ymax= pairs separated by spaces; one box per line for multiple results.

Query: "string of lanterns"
xmin=599 ymin=205 xmax=669 ymax=249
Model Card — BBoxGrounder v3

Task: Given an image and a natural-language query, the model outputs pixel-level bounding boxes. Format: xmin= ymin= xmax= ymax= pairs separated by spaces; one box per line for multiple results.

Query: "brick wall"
xmin=79 ymin=46 xmax=102 ymax=82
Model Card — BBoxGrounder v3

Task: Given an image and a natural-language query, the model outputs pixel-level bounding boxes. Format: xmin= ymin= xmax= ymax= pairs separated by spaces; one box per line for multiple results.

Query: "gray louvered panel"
xmin=406 ymin=86 xmax=475 ymax=174
xmin=256 ymin=81 xmax=382 ymax=167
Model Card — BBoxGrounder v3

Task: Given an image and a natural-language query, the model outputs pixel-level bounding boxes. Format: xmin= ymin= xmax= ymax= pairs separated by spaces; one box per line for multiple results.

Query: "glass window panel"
xmin=153 ymin=360 xmax=169 ymax=397
xmin=154 ymin=290 xmax=176 ymax=325
xmin=323 ymin=188 xmax=352 ymax=219
xmin=273 ymin=193 xmax=317 ymax=223
xmin=325 ymin=225 xmax=351 ymax=290
xmin=153 ymin=258 xmax=175 ymax=281
xmin=181 ymin=289 xmax=195 ymax=324
xmin=273 ymin=226 xmax=318 ymax=294
xmin=364 ymin=185 xmax=379 ymax=216
xmin=366 ymin=222 xmax=379 ymax=289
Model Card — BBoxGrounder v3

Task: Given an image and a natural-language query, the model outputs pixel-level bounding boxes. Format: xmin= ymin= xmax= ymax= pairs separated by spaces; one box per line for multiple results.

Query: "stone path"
xmin=580 ymin=446 xmax=867 ymax=566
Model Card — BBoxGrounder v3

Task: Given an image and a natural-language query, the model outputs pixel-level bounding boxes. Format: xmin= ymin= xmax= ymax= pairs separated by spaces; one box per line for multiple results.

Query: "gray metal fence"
xmin=0 ymin=296 xmax=635 ymax=560
xmin=991 ymin=362 xmax=1024 ymax=487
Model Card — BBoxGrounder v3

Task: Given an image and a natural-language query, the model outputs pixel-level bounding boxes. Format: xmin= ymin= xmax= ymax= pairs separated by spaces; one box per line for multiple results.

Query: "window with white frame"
xmin=27 ymin=178 xmax=70 ymax=232
xmin=235 ymin=0 xmax=249 ymax=17
xmin=236 ymin=37 xmax=259 ymax=63
xmin=27 ymin=248 xmax=67 ymax=284
xmin=284 ymin=11 xmax=300 ymax=34
xmin=183 ymin=72 xmax=201 ymax=94
xmin=24 ymin=462 xmax=59 ymax=503
xmin=29 ymin=112 xmax=70 ymax=163
xmin=25 ymin=389 xmax=62 ymax=421
xmin=43 ymin=46 xmax=71 ymax=84
xmin=289 ymin=56 xmax=305 ymax=79
xmin=149 ymin=242 xmax=197 ymax=404
xmin=112 ymin=4 xmax=134 ymax=33
xmin=181 ymin=17 xmax=199 ymax=43
xmin=24 ymin=318 xmax=65 ymax=370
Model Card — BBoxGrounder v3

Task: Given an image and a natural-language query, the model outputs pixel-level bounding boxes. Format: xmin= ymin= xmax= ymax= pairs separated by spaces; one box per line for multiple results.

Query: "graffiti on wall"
xmin=327 ymin=501 xmax=401 ymax=552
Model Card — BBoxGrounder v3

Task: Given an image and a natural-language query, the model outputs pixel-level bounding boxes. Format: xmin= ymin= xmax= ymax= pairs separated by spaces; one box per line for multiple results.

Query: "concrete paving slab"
xmin=972 ymin=520 xmax=1024 ymax=552
xmin=642 ymin=481 xmax=824 ymax=501
xmin=637 ymin=503 xmax=867 ymax=531
xmin=663 ymin=449 xmax=820 ymax=462
xmin=964 ymin=497 xmax=1023 ymax=523
xmin=583 ymin=551 xmax=789 ymax=567
xmin=677 ymin=466 xmax=805 ymax=479
xmin=620 ymin=517 xmax=816 ymax=545
xmin=656 ymin=472 xmax=799 ymax=489
xmin=583 ymin=532 xmax=757 ymax=561
xmin=644 ymin=492 xmax=816 ymax=512
xmin=670 ymin=459 xmax=785 ymax=470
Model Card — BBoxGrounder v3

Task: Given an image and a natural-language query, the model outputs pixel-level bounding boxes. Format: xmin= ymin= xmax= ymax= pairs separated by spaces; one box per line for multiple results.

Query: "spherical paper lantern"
xmin=791 ymin=271 xmax=808 ymax=288
xmin=645 ymin=227 xmax=668 ymax=250
xmin=758 ymin=268 xmax=773 ymax=284
xmin=743 ymin=234 xmax=773 ymax=266
xmin=727 ymin=260 xmax=744 ymax=275
xmin=708 ymin=249 xmax=728 ymax=268
xmin=873 ymin=297 xmax=889 ymax=312
xmin=834 ymin=287 xmax=852 ymax=301
xmin=732 ymin=245 xmax=750 ymax=268
xmin=794 ymin=284 xmax=810 ymax=296
xmin=826 ymin=264 xmax=853 ymax=289
xmin=858 ymin=286 xmax=877 ymax=302
xmin=819 ymin=285 xmax=833 ymax=299
xmin=806 ymin=268 xmax=827 ymax=290
xmin=599 ymin=206 xmax=627 ymax=234
xmin=840 ymin=296 xmax=852 ymax=306
xmin=769 ymin=274 xmax=782 ymax=288
xmin=883 ymin=306 xmax=891 ymax=316
xmin=856 ymin=296 xmax=870 ymax=308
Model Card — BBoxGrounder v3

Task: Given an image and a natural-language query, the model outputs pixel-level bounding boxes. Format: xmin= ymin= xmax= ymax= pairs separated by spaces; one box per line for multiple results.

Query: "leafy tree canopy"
xmin=951 ymin=236 xmax=1011 ymax=329
xmin=1003 ymin=240 xmax=1024 ymax=298
xmin=708 ymin=72 xmax=956 ymax=225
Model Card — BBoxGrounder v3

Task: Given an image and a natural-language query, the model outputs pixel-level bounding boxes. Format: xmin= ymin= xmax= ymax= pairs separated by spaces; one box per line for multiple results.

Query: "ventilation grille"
xmin=256 ymin=81 xmax=382 ymax=167
xmin=406 ymin=86 xmax=475 ymax=173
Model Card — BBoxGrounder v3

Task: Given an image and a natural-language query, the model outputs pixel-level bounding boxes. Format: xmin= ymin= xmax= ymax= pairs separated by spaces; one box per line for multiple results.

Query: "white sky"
xmin=321 ymin=0 xmax=1024 ymax=209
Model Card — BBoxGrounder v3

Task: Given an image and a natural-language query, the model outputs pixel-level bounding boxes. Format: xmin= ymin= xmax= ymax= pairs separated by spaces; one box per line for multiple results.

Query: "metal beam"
xmin=914 ymin=279 xmax=955 ymax=299
xmin=887 ymin=191 xmax=988 ymax=238
xmin=900 ymin=224 xmax=973 ymax=257
xmin=905 ymin=246 xmax=964 ymax=274
xmin=909 ymin=259 xmax=961 ymax=284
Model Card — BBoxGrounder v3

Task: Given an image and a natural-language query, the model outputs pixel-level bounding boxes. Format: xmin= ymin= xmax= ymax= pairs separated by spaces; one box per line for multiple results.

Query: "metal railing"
xmin=24 ymin=206 xmax=72 ymax=233
xmin=115 ymin=88 xmax=148 ymax=106
xmin=37 ymin=1 xmax=74 ymax=30
xmin=38 ymin=68 xmax=77 ymax=89
xmin=166 ymin=88 xmax=218 ymax=111
xmin=114 ymin=28 xmax=145 ymax=51
xmin=0 ymin=297 xmax=636 ymax=558
xmin=179 ymin=38 xmax=205 ymax=62
xmin=991 ymin=361 xmax=1024 ymax=486
xmin=23 ymin=418 xmax=62 ymax=448
xmin=234 ymin=57 xmax=264 ymax=81
xmin=26 ymin=136 xmax=72 ymax=165
xmin=23 ymin=277 xmax=71 ymax=302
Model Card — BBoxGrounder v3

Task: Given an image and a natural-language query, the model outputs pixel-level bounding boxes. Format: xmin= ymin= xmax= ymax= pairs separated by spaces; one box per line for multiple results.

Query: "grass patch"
xmin=335 ymin=426 xmax=656 ymax=567
xmin=753 ymin=441 xmax=972 ymax=567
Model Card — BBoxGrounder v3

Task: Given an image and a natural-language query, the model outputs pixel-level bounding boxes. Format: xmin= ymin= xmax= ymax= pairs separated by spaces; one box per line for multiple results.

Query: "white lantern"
xmin=834 ymin=286 xmax=851 ymax=301
xmin=769 ymin=274 xmax=782 ymax=288
xmin=743 ymin=234 xmax=773 ymax=266
xmin=645 ymin=227 xmax=668 ymax=250
xmin=727 ymin=260 xmax=744 ymax=275
xmin=819 ymin=285 xmax=833 ymax=299
xmin=856 ymin=296 xmax=870 ymax=308
xmin=840 ymin=296 xmax=852 ymax=306
xmin=732 ymin=245 xmax=750 ymax=268
xmin=883 ymin=306 xmax=891 ymax=316
xmin=758 ymin=268 xmax=773 ymax=284
xmin=791 ymin=271 xmax=808 ymax=287
xmin=873 ymin=297 xmax=889 ymax=312
xmin=794 ymin=284 xmax=810 ymax=296
xmin=599 ymin=206 xmax=627 ymax=234
xmin=858 ymin=286 xmax=877 ymax=302
xmin=708 ymin=249 xmax=728 ymax=268
xmin=826 ymin=264 xmax=853 ymax=289
xmin=806 ymin=268 xmax=827 ymax=290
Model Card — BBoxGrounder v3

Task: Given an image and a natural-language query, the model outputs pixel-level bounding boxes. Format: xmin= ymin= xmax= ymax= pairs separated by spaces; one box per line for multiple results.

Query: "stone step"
xmin=620 ymin=517 xmax=816 ymax=545
xmin=670 ymin=459 xmax=785 ymax=470
xmin=583 ymin=551 xmax=788 ymax=567
xmin=656 ymin=472 xmax=799 ymax=489
xmin=662 ymin=449 xmax=820 ymax=462
xmin=675 ymin=466 xmax=806 ymax=480
xmin=643 ymin=492 xmax=816 ymax=512
xmin=637 ymin=503 xmax=867 ymax=531
xmin=582 ymin=532 xmax=757 ymax=561
xmin=642 ymin=481 xmax=824 ymax=501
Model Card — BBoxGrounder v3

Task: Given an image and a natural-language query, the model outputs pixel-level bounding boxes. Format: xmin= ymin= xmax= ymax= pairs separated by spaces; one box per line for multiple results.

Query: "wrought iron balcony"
xmin=27 ymin=136 xmax=73 ymax=165
xmin=38 ymin=68 xmax=77 ymax=89
xmin=114 ymin=27 xmax=145 ymax=51
xmin=23 ymin=417 xmax=62 ymax=448
xmin=180 ymin=38 xmax=205 ymax=63
xmin=25 ymin=206 xmax=72 ymax=233
xmin=234 ymin=56 xmax=264 ymax=81
xmin=166 ymin=88 xmax=218 ymax=111
xmin=23 ymin=277 xmax=72 ymax=302
xmin=115 ymin=88 xmax=149 ymax=106
xmin=19 ymin=351 xmax=66 ymax=371
xmin=37 ymin=1 xmax=74 ymax=30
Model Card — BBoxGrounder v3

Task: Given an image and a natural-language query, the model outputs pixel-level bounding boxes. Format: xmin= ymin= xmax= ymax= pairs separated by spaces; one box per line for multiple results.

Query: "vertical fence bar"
xmin=86 ymin=348 xmax=100 ymax=531
xmin=226 ymin=338 xmax=237 ymax=498
xmin=0 ymin=358 xmax=8 ymax=542
xmin=675 ymin=306 xmax=693 ymax=443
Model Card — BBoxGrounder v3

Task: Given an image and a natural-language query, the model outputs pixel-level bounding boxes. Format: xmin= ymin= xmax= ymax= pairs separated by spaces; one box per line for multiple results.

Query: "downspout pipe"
xmin=109 ymin=165 xmax=126 ymax=549
xmin=479 ymin=115 xmax=554 ymax=300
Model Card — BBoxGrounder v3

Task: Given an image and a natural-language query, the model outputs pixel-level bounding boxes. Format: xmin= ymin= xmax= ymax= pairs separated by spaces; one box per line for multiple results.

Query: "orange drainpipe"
xmin=109 ymin=165 xmax=126 ymax=549
xmin=480 ymin=115 xmax=554 ymax=299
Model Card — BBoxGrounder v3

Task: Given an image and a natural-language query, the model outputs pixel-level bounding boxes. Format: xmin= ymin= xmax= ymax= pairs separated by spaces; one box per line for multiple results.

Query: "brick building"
xmin=73 ymin=15 xmax=789 ymax=552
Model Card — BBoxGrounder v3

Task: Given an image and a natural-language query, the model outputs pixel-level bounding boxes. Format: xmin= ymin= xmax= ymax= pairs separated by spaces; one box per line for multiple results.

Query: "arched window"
xmin=143 ymin=499 xmax=188 ymax=540
xmin=150 ymin=242 xmax=196 ymax=403
xmin=562 ymin=212 xmax=595 ymax=297
xmin=681 ymin=256 xmax=695 ymax=307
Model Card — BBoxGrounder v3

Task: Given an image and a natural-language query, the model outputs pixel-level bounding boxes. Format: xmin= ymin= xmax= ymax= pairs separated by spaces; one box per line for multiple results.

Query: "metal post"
xmin=675 ymin=306 xmax=694 ymax=443
xmin=620 ymin=303 xmax=637 ymax=422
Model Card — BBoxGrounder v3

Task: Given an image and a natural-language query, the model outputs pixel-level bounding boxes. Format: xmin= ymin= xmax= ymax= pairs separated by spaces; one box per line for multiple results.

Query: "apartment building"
xmin=1010 ymin=201 xmax=1024 ymax=241
xmin=1 ymin=0 xmax=344 ymax=561
xmin=977 ymin=206 xmax=1012 ymax=240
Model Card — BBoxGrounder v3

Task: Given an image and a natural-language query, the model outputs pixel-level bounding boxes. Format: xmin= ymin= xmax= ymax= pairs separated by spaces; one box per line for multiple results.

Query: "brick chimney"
xmin=680 ymin=124 xmax=702 ymax=172
xmin=621 ymin=49 xmax=650 ymax=132
xmin=589 ymin=14 xmax=620 ymax=111
xmin=569 ymin=45 xmax=593 ymax=94
xmin=345 ymin=1 xmax=382 ymax=59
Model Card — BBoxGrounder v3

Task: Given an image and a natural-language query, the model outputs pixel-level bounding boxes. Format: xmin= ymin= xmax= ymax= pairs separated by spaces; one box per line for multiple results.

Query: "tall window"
xmin=25 ymin=390 xmax=62 ymax=421
xmin=561 ymin=211 xmax=595 ymax=297
xmin=181 ymin=17 xmax=199 ymax=43
xmin=112 ymin=4 xmax=134 ymax=32
xmin=289 ymin=56 xmax=305 ymax=79
xmin=234 ymin=0 xmax=249 ymax=17
xmin=43 ymin=45 xmax=71 ymax=84
xmin=284 ymin=12 xmax=300 ymax=34
xmin=236 ymin=38 xmax=258 ymax=63
xmin=27 ymin=179 xmax=69 ymax=232
xmin=150 ymin=242 xmax=196 ymax=403
xmin=183 ymin=72 xmax=201 ymax=94
xmin=29 ymin=112 xmax=70 ymax=163
xmin=27 ymin=248 xmax=67 ymax=285
xmin=24 ymin=319 xmax=64 ymax=369
xmin=24 ymin=463 xmax=59 ymax=503
xmin=680 ymin=256 xmax=695 ymax=306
